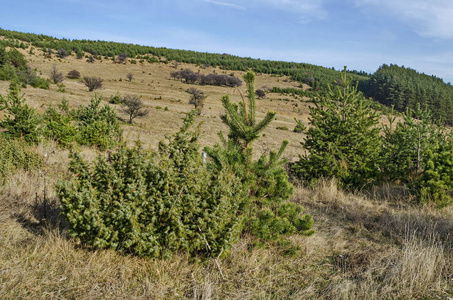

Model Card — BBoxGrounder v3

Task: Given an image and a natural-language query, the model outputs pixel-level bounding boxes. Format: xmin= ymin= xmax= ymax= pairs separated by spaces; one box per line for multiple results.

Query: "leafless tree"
xmin=256 ymin=89 xmax=266 ymax=99
xmin=126 ymin=73 xmax=133 ymax=82
xmin=116 ymin=53 xmax=127 ymax=64
xmin=121 ymin=95 xmax=149 ymax=124
xmin=50 ymin=65 xmax=63 ymax=83
xmin=187 ymin=87 xmax=206 ymax=109
xmin=56 ymin=48 xmax=68 ymax=58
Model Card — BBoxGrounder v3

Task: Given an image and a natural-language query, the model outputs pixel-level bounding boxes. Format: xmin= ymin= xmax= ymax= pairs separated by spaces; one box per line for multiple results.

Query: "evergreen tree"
xmin=381 ymin=105 xmax=453 ymax=207
xmin=292 ymin=67 xmax=381 ymax=187
xmin=205 ymin=71 xmax=313 ymax=240
xmin=74 ymin=95 xmax=122 ymax=150
xmin=381 ymin=105 xmax=440 ymax=182
xmin=0 ymin=81 xmax=42 ymax=143
xmin=420 ymin=137 xmax=453 ymax=207
xmin=42 ymin=99 xmax=77 ymax=148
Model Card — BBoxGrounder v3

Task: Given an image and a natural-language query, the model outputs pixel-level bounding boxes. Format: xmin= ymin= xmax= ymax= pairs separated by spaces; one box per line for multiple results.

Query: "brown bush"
xmin=82 ymin=76 xmax=103 ymax=91
xmin=67 ymin=70 xmax=81 ymax=79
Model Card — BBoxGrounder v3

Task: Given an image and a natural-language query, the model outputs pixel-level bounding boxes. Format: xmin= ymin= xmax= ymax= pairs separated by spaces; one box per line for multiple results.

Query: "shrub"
xmin=108 ymin=92 xmax=123 ymax=104
xmin=276 ymin=126 xmax=288 ymax=131
xmin=56 ymin=48 xmax=68 ymax=58
xmin=42 ymin=100 xmax=77 ymax=148
xmin=293 ymin=118 xmax=306 ymax=133
xmin=171 ymin=69 xmax=242 ymax=87
xmin=116 ymin=53 xmax=127 ymax=64
xmin=82 ymin=76 xmax=103 ymax=91
xmin=74 ymin=95 xmax=122 ymax=150
xmin=57 ymin=112 xmax=246 ymax=258
xmin=67 ymin=70 xmax=81 ymax=79
xmin=76 ymin=50 xmax=84 ymax=59
xmin=0 ymin=135 xmax=42 ymax=184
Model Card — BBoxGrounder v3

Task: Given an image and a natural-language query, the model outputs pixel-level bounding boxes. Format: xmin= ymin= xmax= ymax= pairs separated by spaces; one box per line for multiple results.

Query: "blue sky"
xmin=2 ymin=0 xmax=453 ymax=82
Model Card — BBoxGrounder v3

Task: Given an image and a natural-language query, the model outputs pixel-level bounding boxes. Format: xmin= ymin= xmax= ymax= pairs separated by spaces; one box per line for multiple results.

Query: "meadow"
xmin=0 ymin=44 xmax=452 ymax=299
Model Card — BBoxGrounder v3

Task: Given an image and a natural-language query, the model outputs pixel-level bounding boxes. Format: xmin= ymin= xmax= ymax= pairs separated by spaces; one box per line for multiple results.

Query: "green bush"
xmin=74 ymin=95 xmax=122 ymax=150
xmin=108 ymin=92 xmax=123 ymax=104
xmin=0 ymin=135 xmax=42 ymax=184
xmin=58 ymin=112 xmax=246 ymax=258
xmin=382 ymin=105 xmax=453 ymax=207
xmin=419 ymin=140 xmax=453 ymax=207
xmin=293 ymin=118 xmax=306 ymax=133
xmin=42 ymin=100 xmax=77 ymax=148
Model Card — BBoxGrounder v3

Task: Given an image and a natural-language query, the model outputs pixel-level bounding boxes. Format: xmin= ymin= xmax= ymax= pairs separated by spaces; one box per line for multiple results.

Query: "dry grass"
xmin=4 ymin=47 xmax=310 ymax=161
xmin=1 ymin=159 xmax=452 ymax=299
xmin=0 ymin=46 xmax=452 ymax=299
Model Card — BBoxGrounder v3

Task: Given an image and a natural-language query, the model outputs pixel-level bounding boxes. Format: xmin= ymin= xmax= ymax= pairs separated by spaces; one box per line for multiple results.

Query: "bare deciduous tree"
xmin=57 ymin=48 xmax=68 ymax=58
xmin=50 ymin=65 xmax=63 ymax=83
xmin=255 ymin=89 xmax=266 ymax=99
xmin=187 ymin=87 xmax=206 ymax=111
xmin=82 ymin=76 xmax=103 ymax=91
xmin=116 ymin=53 xmax=127 ymax=64
xmin=121 ymin=95 xmax=149 ymax=124
xmin=126 ymin=73 xmax=133 ymax=82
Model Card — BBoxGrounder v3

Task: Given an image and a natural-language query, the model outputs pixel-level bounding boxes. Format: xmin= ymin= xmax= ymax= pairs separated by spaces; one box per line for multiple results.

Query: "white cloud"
xmin=254 ymin=0 xmax=328 ymax=19
xmin=355 ymin=0 xmax=453 ymax=39
xmin=203 ymin=0 xmax=246 ymax=10
xmin=201 ymin=0 xmax=328 ymax=21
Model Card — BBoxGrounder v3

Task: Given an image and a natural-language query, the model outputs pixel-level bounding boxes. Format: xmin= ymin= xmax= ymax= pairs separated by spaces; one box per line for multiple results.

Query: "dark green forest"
xmin=2 ymin=28 xmax=453 ymax=125
xmin=362 ymin=64 xmax=453 ymax=125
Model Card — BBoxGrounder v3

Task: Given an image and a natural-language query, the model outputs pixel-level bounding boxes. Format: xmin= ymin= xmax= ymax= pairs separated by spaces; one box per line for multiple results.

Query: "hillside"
xmin=0 ymin=30 xmax=452 ymax=299
xmin=0 ymin=41 xmax=315 ymax=160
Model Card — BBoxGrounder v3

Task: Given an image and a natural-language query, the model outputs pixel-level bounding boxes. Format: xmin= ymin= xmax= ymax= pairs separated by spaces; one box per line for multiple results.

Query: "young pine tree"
xmin=382 ymin=105 xmax=453 ymax=207
xmin=0 ymin=80 xmax=42 ymax=143
xmin=205 ymin=71 xmax=313 ymax=240
xmin=292 ymin=67 xmax=381 ymax=188
xmin=381 ymin=104 xmax=441 ymax=182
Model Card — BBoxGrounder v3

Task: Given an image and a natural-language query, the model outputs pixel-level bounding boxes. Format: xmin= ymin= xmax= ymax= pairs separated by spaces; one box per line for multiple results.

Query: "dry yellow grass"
xmin=1 ymin=46 xmax=452 ymax=299
xmin=3 ymin=47 xmax=311 ymax=161
xmin=1 ymin=146 xmax=452 ymax=299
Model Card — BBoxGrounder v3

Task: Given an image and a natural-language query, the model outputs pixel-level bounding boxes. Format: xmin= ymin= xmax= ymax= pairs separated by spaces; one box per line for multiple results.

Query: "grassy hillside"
xmin=1 ymin=42 xmax=313 ymax=160
xmin=0 ymin=31 xmax=452 ymax=299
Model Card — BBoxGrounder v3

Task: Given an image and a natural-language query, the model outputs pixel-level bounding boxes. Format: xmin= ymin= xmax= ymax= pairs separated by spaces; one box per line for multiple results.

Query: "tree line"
xmin=362 ymin=64 xmax=453 ymax=125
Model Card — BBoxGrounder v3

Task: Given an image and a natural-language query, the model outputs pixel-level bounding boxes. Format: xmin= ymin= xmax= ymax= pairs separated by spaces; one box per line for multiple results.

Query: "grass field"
xmin=0 ymin=47 xmax=452 ymax=299
xmin=5 ymin=48 xmax=312 ymax=160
